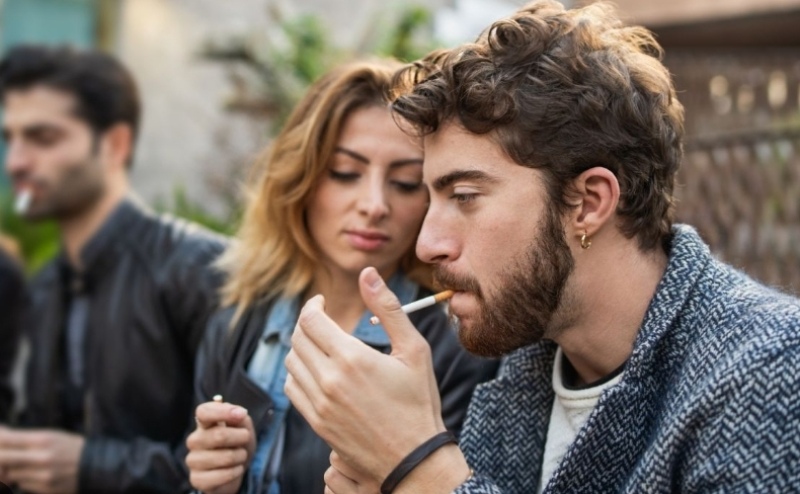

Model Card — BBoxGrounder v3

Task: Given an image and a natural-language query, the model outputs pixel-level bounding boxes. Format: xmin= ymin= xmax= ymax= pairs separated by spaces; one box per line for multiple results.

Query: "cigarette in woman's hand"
xmin=213 ymin=394 xmax=225 ymax=427
xmin=369 ymin=290 xmax=454 ymax=325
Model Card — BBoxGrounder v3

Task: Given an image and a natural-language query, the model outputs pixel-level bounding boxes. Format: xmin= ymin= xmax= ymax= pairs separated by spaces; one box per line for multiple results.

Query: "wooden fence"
xmin=675 ymin=129 xmax=800 ymax=294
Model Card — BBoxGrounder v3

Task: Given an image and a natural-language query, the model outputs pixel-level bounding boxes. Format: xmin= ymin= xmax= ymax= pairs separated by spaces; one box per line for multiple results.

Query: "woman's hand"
xmin=185 ymin=401 xmax=256 ymax=494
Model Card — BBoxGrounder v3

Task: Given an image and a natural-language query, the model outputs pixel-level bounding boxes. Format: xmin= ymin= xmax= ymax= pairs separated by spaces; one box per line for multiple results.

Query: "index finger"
xmin=194 ymin=402 xmax=249 ymax=430
xmin=0 ymin=428 xmax=37 ymax=449
xmin=329 ymin=450 xmax=362 ymax=481
xmin=0 ymin=448 xmax=43 ymax=467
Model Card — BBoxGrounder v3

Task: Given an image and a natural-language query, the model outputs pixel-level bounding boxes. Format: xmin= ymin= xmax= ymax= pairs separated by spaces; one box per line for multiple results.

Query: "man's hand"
xmin=284 ymin=267 xmax=467 ymax=490
xmin=322 ymin=450 xmax=381 ymax=494
xmin=185 ymin=400 xmax=255 ymax=494
xmin=0 ymin=427 xmax=85 ymax=494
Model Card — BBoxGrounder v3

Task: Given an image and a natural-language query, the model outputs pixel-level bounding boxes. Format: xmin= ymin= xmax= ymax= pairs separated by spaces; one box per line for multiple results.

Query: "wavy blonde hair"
xmin=218 ymin=59 xmax=431 ymax=318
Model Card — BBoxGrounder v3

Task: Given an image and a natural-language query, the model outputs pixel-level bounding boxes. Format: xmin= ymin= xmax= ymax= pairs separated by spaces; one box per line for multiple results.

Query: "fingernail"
xmin=231 ymin=407 xmax=247 ymax=419
xmin=363 ymin=267 xmax=383 ymax=290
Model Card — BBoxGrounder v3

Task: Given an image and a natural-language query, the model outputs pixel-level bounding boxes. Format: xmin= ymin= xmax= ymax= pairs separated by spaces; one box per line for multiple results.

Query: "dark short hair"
xmin=0 ymin=44 xmax=141 ymax=163
xmin=393 ymin=1 xmax=685 ymax=251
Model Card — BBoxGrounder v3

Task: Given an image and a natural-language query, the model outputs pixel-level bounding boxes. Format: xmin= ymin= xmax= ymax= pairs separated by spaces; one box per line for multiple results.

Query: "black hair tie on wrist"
xmin=380 ymin=431 xmax=458 ymax=494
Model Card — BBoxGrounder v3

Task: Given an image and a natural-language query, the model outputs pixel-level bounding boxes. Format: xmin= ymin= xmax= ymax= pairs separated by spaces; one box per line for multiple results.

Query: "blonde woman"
xmin=185 ymin=60 xmax=497 ymax=494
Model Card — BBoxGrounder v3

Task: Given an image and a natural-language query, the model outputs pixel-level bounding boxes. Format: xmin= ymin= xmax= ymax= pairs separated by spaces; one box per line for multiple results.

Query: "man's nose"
xmin=4 ymin=141 xmax=32 ymax=176
xmin=416 ymin=202 xmax=459 ymax=264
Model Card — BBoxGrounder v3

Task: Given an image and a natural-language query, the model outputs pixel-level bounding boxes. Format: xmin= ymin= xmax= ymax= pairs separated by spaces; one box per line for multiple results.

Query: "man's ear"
xmin=567 ymin=167 xmax=620 ymax=239
xmin=99 ymin=123 xmax=133 ymax=172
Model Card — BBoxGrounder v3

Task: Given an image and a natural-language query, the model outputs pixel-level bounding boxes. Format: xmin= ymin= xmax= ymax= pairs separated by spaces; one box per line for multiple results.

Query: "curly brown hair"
xmin=392 ymin=1 xmax=685 ymax=251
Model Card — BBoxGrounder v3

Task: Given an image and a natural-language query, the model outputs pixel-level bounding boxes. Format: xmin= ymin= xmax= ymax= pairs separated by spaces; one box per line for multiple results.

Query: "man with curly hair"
xmin=281 ymin=1 xmax=800 ymax=493
xmin=0 ymin=46 xmax=226 ymax=493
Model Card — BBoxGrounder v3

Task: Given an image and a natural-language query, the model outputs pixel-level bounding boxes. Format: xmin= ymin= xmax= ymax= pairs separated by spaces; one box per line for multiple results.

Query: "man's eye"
xmin=451 ymin=193 xmax=477 ymax=204
xmin=329 ymin=170 xmax=360 ymax=182
xmin=31 ymin=132 xmax=60 ymax=147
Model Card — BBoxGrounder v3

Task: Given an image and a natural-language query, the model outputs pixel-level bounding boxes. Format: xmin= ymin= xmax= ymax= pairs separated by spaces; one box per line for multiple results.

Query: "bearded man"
xmin=278 ymin=2 xmax=800 ymax=493
xmin=0 ymin=45 xmax=226 ymax=494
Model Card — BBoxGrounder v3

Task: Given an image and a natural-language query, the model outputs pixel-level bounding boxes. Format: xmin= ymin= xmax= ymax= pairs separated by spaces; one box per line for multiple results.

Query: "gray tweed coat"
xmin=454 ymin=225 xmax=800 ymax=493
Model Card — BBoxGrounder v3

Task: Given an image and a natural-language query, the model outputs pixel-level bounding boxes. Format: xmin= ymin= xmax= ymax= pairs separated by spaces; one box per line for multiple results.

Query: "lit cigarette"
xmin=14 ymin=189 xmax=31 ymax=215
xmin=369 ymin=290 xmax=454 ymax=325
xmin=213 ymin=394 xmax=225 ymax=427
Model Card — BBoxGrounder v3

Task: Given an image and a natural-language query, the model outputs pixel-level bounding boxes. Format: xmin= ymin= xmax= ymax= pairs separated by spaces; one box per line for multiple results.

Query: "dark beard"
xmin=22 ymin=156 xmax=105 ymax=222
xmin=433 ymin=207 xmax=574 ymax=357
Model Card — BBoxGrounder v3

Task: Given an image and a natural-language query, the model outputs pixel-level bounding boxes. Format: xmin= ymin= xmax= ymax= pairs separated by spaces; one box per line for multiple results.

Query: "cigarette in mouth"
xmin=369 ymin=290 xmax=454 ymax=325
xmin=213 ymin=394 xmax=226 ymax=427
xmin=14 ymin=189 xmax=32 ymax=215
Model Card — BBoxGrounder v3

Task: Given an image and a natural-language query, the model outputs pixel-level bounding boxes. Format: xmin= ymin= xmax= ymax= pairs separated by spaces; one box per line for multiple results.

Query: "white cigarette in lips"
xmin=369 ymin=290 xmax=454 ymax=325
xmin=213 ymin=394 xmax=225 ymax=427
xmin=14 ymin=189 xmax=32 ymax=215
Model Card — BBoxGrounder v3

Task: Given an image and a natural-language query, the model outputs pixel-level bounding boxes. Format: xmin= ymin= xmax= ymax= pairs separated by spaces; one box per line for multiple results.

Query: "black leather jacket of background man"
xmin=21 ymin=198 xmax=227 ymax=494
xmin=0 ymin=249 xmax=26 ymax=421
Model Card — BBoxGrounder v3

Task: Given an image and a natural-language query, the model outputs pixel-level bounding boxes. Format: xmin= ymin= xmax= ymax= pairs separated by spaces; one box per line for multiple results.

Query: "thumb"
xmin=359 ymin=267 xmax=423 ymax=353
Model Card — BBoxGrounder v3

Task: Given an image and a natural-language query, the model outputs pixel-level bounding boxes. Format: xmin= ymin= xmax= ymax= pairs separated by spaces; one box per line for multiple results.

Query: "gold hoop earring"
xmin=580 ymin=231 xmax=592 ymax=250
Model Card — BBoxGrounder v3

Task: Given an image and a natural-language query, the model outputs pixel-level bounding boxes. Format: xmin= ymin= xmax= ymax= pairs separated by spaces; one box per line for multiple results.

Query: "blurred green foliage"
xmin=282 ymin=15 xmax=335 ymax=85
xmin=200 ymin=5 xmax=436 ymax=132
xmin=0 ymin=191 xmax=60 ymax=275
xmin=379 ymin=6 xmax=434 ymax=63
xmin=154 ymin=186 xmax=239 ymax=236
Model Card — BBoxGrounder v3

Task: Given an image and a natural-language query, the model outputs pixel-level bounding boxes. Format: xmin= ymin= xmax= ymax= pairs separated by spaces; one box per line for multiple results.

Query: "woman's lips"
xmin=345 ymin=231 xmax=390 ymax=251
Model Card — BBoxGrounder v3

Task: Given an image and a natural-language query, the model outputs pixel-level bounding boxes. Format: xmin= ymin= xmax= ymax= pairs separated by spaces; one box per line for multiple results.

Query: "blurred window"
xmin=0 ymin=0 xmax=96 ymax=188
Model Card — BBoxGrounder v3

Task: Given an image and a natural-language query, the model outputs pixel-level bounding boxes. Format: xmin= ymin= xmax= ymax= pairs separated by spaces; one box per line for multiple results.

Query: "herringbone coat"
xmin=454 ymin=225 xmax=800 ymax=493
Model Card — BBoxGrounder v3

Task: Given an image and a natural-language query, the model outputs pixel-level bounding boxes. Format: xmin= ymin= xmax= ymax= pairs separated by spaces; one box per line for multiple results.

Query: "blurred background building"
xmin=1 ymin=0 xmax=798 ymax=292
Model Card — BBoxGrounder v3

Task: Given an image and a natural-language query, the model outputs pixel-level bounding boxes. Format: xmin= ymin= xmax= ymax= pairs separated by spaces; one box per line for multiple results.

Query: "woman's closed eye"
xmin=329 ymin=168 xmax=423 ymax=193
xmin=329 ymin=170 xmax=361 ymax=182
xmin=391 ymin=180 xmax=423 ymax=193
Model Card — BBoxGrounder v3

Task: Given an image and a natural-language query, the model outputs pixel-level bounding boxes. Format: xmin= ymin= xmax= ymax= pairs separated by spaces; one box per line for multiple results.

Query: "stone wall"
xmin=117 ymin=0 xmax=271 ymax=215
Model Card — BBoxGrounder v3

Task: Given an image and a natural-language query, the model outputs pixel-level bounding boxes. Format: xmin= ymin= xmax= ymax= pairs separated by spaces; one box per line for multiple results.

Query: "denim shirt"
xmin=245 ymin=272 xmax=420 ymax=494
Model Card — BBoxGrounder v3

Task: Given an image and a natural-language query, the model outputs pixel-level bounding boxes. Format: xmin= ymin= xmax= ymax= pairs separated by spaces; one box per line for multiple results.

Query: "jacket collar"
xmin=58 ymin=196 xmax=152 ymax=292
xmin=547 ymin=225 xmax=715 ymax=492
xmin=626 ymin=224 xmax=713 ymax=377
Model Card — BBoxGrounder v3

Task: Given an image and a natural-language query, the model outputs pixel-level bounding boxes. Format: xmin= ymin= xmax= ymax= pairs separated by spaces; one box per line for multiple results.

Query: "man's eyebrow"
xmin=431 ymin=169 xmax=498 ymax=192
xmin=19 ymin=123 xmax=64 ymax=136
xmin=334 ymin=146 xmax=423 ymax=169
xmin=0 ymin=124 xmax=64 ymax=143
